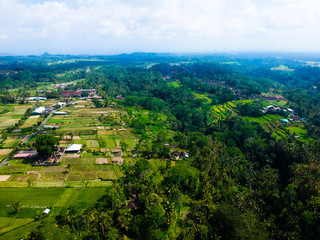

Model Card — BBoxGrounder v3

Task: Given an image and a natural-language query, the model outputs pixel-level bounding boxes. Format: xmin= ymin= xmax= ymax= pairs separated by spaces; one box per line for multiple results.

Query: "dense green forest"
xmin=1 ymin=53 xmax=320 ymax=239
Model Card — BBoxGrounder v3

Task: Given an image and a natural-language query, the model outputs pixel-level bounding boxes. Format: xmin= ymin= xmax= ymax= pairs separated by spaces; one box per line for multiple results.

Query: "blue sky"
xmin=0 ymin=0 xmax=319 ymax=55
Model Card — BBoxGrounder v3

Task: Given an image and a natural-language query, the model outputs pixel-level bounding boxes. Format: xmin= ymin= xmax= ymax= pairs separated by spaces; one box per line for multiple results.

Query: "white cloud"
xmin=0 ymin=0 xmax=319 ymax=54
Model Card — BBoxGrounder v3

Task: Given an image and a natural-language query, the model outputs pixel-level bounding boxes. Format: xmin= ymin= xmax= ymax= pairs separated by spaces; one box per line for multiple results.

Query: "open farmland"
xmin=0 ymin=187 xmax=107 ymax=238
xmin=0 ymin=105 xmax=32 ymax=130
xmin=0 ymin=106 xmax=136 ymax=189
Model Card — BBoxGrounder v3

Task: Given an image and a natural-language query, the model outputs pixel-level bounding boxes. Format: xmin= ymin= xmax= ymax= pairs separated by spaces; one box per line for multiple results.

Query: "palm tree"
xmin=12 ymin=201 xmax=22 ymax=214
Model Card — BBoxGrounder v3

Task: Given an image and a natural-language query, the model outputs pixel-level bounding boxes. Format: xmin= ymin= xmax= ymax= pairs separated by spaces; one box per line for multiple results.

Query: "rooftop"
xmin=65 ymin=144 xmax=82 ymax=152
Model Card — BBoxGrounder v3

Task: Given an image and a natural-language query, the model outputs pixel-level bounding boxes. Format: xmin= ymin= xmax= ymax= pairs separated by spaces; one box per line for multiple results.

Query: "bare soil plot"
xmin=96 ymin=158 xmax=108 ymax=164
xmin=73 ymin=136 xmax=81 ymax=139
xmin=29 ymin=115 xmax=40 ymax=119
xmin=75 ymin=105 xmax=85 ymax=108
xmin=0 ymin=175 xmax=10 ymax=181
xmin=64 ymin=154 xmax=80 ymax=158
xmin=0 ymin=149 xmax=13 ymax=155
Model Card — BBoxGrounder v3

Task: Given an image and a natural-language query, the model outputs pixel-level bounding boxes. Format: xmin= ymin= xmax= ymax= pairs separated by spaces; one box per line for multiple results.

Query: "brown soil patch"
xmin=29 ymin=115 xmax=40 ymax=119
xmin=0 ymin=175 xmax=11 ymax=181
xmin=73 ymin=136 xmax=81 ymax=140
xmin=96 ymin=158 xmax=108 ymax=164
xmin=0 ymin=149 xmax=13 ymax=155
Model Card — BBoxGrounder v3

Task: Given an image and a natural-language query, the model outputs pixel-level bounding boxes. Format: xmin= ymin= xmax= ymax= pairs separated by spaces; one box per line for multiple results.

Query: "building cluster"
xmin=13 ymin=144 xmax=83 ymax=166
xmin=60 ymin=89 xmax=102 ymax=99
xmin=263 ymin=105 xmax=303 ymax=122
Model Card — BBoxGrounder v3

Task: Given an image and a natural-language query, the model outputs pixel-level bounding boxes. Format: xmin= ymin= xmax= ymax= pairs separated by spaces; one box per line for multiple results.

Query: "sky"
xmin=0 ymin=0 xmax=319 ymax=55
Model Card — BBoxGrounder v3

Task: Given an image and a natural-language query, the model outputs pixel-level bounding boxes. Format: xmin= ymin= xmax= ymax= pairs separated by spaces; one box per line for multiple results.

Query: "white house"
xmin=42 ymin=208 xmax=50 ymax=215
xmin=65 ymin=144 xmax=82 ymax=153
xmin=32 ymin=107 xmax=46 ymax=115
xmin=54 ymin=111 xmax=67 ymax=115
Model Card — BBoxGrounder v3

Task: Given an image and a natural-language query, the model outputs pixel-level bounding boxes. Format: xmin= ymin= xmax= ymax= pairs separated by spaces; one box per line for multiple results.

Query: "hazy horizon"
xmin=1 ymin=0 xmax=320 ymax=55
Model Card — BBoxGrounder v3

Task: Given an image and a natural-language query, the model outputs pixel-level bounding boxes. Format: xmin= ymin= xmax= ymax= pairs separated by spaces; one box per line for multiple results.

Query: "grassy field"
xmin=0 ymin=105 xmax=32 ymax=130
xmin=0 ymin=187 xmax=107 ymax=238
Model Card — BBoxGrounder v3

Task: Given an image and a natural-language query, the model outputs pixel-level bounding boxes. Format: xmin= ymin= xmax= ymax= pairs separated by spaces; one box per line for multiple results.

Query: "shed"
xmin=32 ymin=107 xmax=46 ymax=115
xmin=65 ymin=144 xmax=82 ymax=153
xmin=42 ymin=208 xmax=50 ymax=215
xmin=54 ymin=111 xmax=67 ymax=115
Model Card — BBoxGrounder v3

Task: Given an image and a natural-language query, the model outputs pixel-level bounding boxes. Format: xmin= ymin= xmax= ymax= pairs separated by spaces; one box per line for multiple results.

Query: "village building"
xmin=57 ymin=102 xmax=66 ymax=107
xmin=65 ymin=144 xmax=82 ymax=153
xmin=14 ymin=150 xmax=37 ymax=159
xmin=45 ymin=107 xmax=54 ymax=112
xmin=32 ymin=107 xmax=46 ymax=115
xmin=171 ymin=151 xmax=190 ymax=160
xmin=42 ymin=208 xmax=50 ymax=215
xmin=43 ymin=125 xmax=60 ymax=130
xmin=115 ymin=95 xmax=125 ymax=100
xmin=28 ymin=97 xmax=47 ymax=101
xmin=79 ymin=89 xmax=96 ymax=95
xmin=53 ymin=111 xmax=67 ymax=115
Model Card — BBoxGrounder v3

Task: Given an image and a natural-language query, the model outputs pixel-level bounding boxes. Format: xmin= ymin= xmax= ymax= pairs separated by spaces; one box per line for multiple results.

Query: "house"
xmin=263 ymin=95 xmax=287 ymax=101
xmin=287 ymin=108 xmax=295 ymax=114
xmin=28 ymin=97 xmax=47 ymax=101
xmin=45 ymin=107 xmax=54 ymax=112
xmin=87 ymin=95 xmax=102 ymax=99
xmin=115 ymin=95 xmax=125 ymax=100
xmin=32 ymin=107 xmax=46 ymax=115
xmin=57 ymin=102 xmax=66 ymax=107
xmin=54 ymin=111 xmax=67 ymax=115
xmin=281 ymin=119 xmax=289 ymax=123
xmin=14 ymin=150 xmax=37 ymax=159
xmin=43 ymin=125 xmax=60 ymax=130
xmin=127 ymin=194 xmax=138 ymax=210
xmin=42 ymin=208 xmax=50 ymax=215
xmin=65 ymin=144 xmax=82 ymax=153
xmin=171 ymin=151 xmax=190 ymax=160
xmin=264 ymin=105 xmax=282 ymax=113
xmin=289 ymin=116 xmax=300 ymax=122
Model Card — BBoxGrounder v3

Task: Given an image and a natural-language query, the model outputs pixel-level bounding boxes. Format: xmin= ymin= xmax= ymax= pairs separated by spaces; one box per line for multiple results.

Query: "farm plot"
xmin=0 ymin=149 xmax=13 ymax=156
xmin=2 ymin=136 xmax=21 ymax=148
xmin=0 ymin=107 xmax=133 ymax=188
xmin=87 ymin=140 xmax=99 ymax=148
xmin=0 ymin=105 xmax=32 ymax=130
